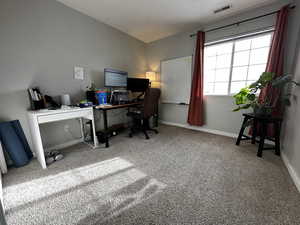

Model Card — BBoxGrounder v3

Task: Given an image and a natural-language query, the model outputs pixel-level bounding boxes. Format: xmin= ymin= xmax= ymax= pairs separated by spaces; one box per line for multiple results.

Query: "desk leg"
xmin=103 ymin=110 xmax=109 ymax=148
xmin=28 ymin=116 xmax=47 ymax=169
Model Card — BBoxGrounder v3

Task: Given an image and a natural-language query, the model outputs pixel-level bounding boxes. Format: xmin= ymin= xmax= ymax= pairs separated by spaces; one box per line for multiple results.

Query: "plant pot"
xmin=253 ymin=105 xmax=273 ymax=117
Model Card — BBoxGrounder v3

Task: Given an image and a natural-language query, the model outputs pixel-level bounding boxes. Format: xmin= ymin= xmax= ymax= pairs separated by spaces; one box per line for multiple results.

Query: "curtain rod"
xmin=190 ymin=5 xmax=295 ymax=37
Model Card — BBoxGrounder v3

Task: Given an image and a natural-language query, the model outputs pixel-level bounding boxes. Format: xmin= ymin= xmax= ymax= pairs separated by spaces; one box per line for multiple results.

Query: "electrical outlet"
xmin=64 ymin=124 xmax=70 ymax=132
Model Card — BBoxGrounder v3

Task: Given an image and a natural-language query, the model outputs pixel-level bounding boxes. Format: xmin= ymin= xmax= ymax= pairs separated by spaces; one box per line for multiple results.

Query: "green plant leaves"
xmin=260 ymin=72 xmax=274 ymax=83
xmin=233 ymin=87 xmax=250 ymax=105
xmin=272 ymin=74 xmax=292 ymax=87
xmin=232 ymin=72 xmax=299 ymax=112
xmin=247 ymin=93 xmax=256 ymax=101
xmin=282 ymin=96 xmax=291 ymax=106
xmin=232 ymin=72 xmax=274 ymax=112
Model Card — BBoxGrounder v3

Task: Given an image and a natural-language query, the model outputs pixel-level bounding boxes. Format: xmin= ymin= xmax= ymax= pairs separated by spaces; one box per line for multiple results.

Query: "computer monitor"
xmin=104 ymin=68 xmax=128 ymax=87
xmin=127 ymin=78 xmax=150 ymax=92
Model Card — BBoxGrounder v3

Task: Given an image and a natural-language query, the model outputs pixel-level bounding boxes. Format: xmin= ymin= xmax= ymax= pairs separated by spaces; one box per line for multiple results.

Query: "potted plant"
xmin=233 ymin=72 xmax=299 ymax=116
xmin=271 ymin=74 xmax=300 ymax=106
xmin=233 ymin=72 xmax=274 ymax=116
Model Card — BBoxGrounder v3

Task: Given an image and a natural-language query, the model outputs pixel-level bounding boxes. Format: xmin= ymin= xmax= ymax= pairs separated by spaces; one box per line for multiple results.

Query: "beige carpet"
xmin=2 ymin=125 xmax=300 ymax=225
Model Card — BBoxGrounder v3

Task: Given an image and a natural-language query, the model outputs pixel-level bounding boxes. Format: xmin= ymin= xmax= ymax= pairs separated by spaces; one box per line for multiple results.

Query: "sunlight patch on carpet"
xmin=4 ymin=157 xmax=166 ymax=225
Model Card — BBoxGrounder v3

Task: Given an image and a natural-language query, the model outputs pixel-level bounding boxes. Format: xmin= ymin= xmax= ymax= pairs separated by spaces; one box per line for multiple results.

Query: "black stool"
xmin=236 ymin=113 xmax=282 ymax=157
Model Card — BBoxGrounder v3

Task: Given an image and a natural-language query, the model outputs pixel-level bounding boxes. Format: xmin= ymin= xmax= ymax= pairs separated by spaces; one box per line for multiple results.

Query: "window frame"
xmin=203 ymin=30 xmax=273 ymax=96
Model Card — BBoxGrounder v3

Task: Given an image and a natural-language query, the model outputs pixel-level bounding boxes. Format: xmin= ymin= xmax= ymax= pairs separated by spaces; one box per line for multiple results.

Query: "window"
xmin=204 ymin=32 xmax=272 ymax=95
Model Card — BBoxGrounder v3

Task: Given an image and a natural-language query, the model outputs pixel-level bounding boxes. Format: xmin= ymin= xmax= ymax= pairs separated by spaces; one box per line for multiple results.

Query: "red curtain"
xmin=188 ymin=31 xmax=205 ymax=126
xmin=258 ymin=5 xmax=289 ymax=137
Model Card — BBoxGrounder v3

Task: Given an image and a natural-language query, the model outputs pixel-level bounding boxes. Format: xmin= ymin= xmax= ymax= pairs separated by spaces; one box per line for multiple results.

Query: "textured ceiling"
xmin=56 ymin=0 xmax=279 ymax=43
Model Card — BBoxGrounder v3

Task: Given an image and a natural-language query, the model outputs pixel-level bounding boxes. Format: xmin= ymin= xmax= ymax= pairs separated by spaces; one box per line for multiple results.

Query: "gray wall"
xmin=146 ymin=0 xmax=300 ymax=186
xmin=281 ymin=0 xmax=300 ymax=189
xmin=1 ymin=0 xmax=300 ymax=186
xmin=0 ymin=0 xmax=147 ymax=148
xmin=146 ymin=0 xmax=293 ymax=134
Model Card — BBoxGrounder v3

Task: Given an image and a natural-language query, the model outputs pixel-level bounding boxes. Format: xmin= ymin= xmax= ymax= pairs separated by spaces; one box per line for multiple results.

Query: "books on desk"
xmin=28 ymin=88 xmax=45 ymax=110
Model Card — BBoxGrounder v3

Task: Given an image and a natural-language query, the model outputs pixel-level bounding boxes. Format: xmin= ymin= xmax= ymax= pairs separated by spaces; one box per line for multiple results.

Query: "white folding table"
xmin=28 ymin=107 xmax=98 ymax=169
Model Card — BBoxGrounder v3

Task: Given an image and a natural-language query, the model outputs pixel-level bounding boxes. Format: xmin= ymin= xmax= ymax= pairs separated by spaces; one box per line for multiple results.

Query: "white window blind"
xmin=204 ymin=32 xmax=272 ymax=95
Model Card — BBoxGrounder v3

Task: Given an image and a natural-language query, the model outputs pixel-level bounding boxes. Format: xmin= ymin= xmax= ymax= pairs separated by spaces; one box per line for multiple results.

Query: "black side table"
xmin=236 ymin=113 xmax=282 ymax=157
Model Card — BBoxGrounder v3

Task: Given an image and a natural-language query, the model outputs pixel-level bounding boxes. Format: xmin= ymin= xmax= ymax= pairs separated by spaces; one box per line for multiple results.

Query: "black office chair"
xmin=127 ymin=88 xmax=161 ymax=139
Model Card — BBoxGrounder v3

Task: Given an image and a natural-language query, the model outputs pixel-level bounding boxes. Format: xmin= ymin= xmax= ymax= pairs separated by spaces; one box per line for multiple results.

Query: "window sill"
xmin=204 ymin=94 xmax=235 ymax=97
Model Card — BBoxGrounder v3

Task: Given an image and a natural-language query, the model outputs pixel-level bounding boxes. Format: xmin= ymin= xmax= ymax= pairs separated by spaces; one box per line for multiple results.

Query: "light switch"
xmin=74 ymin=66 xmax=84 ymax=80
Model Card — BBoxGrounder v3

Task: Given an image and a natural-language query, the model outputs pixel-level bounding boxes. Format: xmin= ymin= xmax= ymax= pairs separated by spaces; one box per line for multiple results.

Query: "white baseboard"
xmin=281 ymin=153 xmax=300 ymax=193
xmin=160 ymin=120 xmax=275 ymax=145
xmin=160 ymin=120 xmax=238 ymax=138
xmin=45 ymin=138 xmax=83 ymax=152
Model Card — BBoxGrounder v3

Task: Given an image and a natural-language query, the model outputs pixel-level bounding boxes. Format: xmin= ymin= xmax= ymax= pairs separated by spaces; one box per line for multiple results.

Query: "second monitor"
xmin=127 ymin=78 xmax=149 ymax=92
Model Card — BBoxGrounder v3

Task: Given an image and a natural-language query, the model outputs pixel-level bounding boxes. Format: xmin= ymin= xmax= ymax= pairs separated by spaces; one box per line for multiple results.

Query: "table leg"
xmin=236 ymin=116 xmax=248 ymax=146
xmin=28 ymin=116 xmax=47 ymax=169
xmin=257 ymin=122 xmax=267 ymax=157
xmin=0 ymin=141 xmax=8 ymax=174
xmin=103 ymin=110 xmax=109 ymax=148
xmin=252 ymin=119 xmax=257 ymax=144
xmin=274 ymin=121 xmax=281 ymax=156
xmin=0 ymin=200 xmax=7 ymax=225
xmin=79 ymin=118 xmax=84 ymax=142
xmin=91 ymin=117 xmax=98 ymax=148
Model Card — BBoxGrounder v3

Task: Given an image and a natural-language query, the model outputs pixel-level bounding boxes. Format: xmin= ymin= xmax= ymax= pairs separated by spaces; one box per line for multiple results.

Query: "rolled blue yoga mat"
xmin=10 ymin=120 xmax=33 ymax=159
xmin=0 ymin=121 xmax=32 ymax=167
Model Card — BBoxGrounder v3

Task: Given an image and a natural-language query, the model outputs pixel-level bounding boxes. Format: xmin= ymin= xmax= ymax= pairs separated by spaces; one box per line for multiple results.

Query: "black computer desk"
xmin=94 ymin=102 xmax=143 ymax=147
